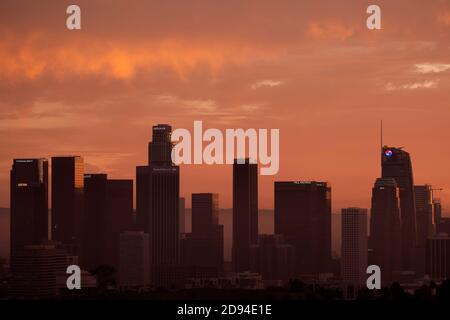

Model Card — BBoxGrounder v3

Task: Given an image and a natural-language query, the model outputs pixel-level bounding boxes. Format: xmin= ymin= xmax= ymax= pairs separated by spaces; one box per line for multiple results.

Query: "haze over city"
xmin=1 ymin=0 xmax=450 ymax=212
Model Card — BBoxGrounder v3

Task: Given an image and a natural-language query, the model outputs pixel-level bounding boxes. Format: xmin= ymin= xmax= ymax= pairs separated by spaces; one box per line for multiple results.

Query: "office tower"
xmin=369 ymin=178 xmax=402 ymax=282
xmin=433 ymin=198 xmax=442 ymax=226
xmin=51 ymin=156 xmax=84 ymax=255
xmin=148 ymin=123 xmax=173 ymax=166
xmin=119 ymin=231 xmax=150 ymax=287
xmin=426 ymin=233 xmax=450 ymax=281
xmin=437 ymin=218 xmax=450 ymax=236
xmin=9 ymin=243 xmax=68 ymax=298
xmin=414 ymin=185 xmax=435 ymax=274
xmin=249 ymin=234 xmax=296 ymax=283
xmin=415 ymin=185 xmax=435 ymax=244
xmin=232 ymin=159 xmax=258 ymax=272
xmin=136 ymin=124 xmax=180 ymax=286
xmin=82 ymin=174 xmax=133 ymax=270
xmin=192 ymin=193 xmax=219 ymax=236
xmin=275 ymin=181 xmax=331 ymax=275
xmin=104 ymin=179 xmax=133 ymax=270
xmin=382 ymin=146 xmax=417 ymax=270
xmin=341 ymin=208 xmax=368 ymax=286
xmin=82 ymin=174 xmax=107 ymax=270
xmin=179 ymin=197 xmax=186 ymax=234
xmin=10 ymin=159 xmax=49 ymax=254
xmin=181 ymin=193 xmax=224 ymax=273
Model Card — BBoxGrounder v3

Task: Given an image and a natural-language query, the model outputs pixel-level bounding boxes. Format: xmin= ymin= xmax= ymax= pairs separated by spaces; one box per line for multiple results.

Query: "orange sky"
xmin=1 ymin=0 xmax=450 ymax=211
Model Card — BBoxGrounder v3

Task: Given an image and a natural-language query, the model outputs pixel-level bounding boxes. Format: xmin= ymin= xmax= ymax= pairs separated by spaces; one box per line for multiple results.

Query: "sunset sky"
xmin=1 ymin=0 xmax=450 ymax=211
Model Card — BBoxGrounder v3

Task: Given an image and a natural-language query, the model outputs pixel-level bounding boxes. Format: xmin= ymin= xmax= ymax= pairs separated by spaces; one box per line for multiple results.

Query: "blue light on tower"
xmin=385 ymin=149 xmax=393 ymax=158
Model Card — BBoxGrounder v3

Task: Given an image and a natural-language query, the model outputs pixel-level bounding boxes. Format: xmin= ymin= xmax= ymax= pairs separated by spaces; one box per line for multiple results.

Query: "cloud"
xmin=0 ymin=33 xmax=279 ymax=81
xmin=251 ymin=80 xmax=284 ymax=89
xmin=307 ymin=23 xmax=354 ymax=41
xmin=156 ymin=95 xmax=219 ymax=115
xmin=415 ymin=63 xmax=450 ymax=74
xmin=385 ymin=80 xmax=439 ymax=91
xmin=438 ymin=12 xmax=450 ymax=25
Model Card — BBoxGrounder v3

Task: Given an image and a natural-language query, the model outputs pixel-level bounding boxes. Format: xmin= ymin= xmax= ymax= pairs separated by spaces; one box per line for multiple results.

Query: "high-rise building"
xmin=82 ymin=173 xmax=107 ymax=270
xmin=414 ymin=185 xmax=435 ymax=274
xmin=341 ymin=208 xmax=368 ymax=286
xmin=249 ymin=234 xmax=296 ymax=283
xmin=415 ymin=185 xmax=435 ymax=245
xmin=232 ymin=159 xmax=258 ymax=272
xmin=82 ymin=174 xmax=132 ymax=271
xmin=369 ymin=178 xmax=402 ymax=282
xmin=275 ymin=181 xmax=331 ymax=275
xmin=181 ymin=193 xmax=224 ymax=273
xmin=382 ymin=146 xmax=417 ymax=271
xmin=9 ymin=243 xmax=68 ymax=298
xmin=104 ymin=179 xmax=133 ymax=270
xmin=179 ymin=197 xmax=186 ymax=234
xmin=136 ymin=124 xmax=180 ymax=286
xmin=10 ymin=159 xmax=49 ymax=255
xmin=192 ymin=193 xmax=219 ymax=236
xmin=148 ymin=123 xmax=173 ymax=166
xmin=433 ymin=198 xmax=442 ymax=226
xmin=51 ymin=156 xmax=84 ymax=255
xmin=426 ymin=233 xmax=450 ymax=281
xmin=119 ymin=231 xmax=150 ymax=287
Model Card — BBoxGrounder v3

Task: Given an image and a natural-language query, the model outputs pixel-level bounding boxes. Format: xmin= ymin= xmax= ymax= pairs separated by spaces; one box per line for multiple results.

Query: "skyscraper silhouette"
xmin=249 ymin=234 xmax=296 ymax=283
xmin=275 ymin=181 xmax=331 ymax=275
xmin=181 ymin=193 xmax=224 ymax=273
xmin=369 ymin=178 xmax=402 ymax=282
xmin=136 ymin=124 xmax=180 ymax=286
xmin=382 ymin=146 xmax=417 ymax=271
xmin=232 ymin=159 xmax=258 ymax=272
xmin=10 ymin=159 xmax=49 ymax=254
xmin=51 ymin=156 xmax=84 ymax=255
xmin=426 ymin=233 xmax=450 ymax=281
xmin=104 ymin=179 xmax=133 ymax=270
xmin=82 ymin=173 xmax=107 ymax=270
xmin=414 ymin=184 xmax=435 ymax=274
xmin=82 ymin=174 xmax=133 ymax=270
xmin=341 ymin=207 xmax=368 ymax=287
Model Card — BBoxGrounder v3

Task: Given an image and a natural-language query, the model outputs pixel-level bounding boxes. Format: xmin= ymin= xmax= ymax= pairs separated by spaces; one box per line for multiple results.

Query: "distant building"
xmin=370 ymin=178 xmax=402 ymax=282
xmin=82 ymin=173 xmax=107 ymax=270
xmin=426 ymin=233 xmax=450 ymax=281
xmin=232 ymin=159 xmax=258 ymax=272
xmin=51 ymin=156 xmax=84 ymax=255
xmin=382 ymin=146 xmax=417 ymax=271
xmin=414 ymin=185 xmax=435 ymax=274
xmin=414 ymin=185 xmax=435 ymax=245
xmin=119 ymin=231 xmax=149 ymax=287
xmin=82 ymin=174 xmax=133 ymax=271
xmin=104 ymin=179 xmax=133 ymax=270
xmin=181 ymin=193 xmax=224 ymax=273
xmin=9 ymin=243 xmax=68 ymax=298
xmin=179 ymin=197 xmax=186 ymax=234
xmin=433 ymin=198 xmax=442 ymax=226
xmin=136 ymin=124 xmax=180 ymax=287
xmin=437 ymin=217 xmax=450 ymax=236
xmin=341 ymin=208 xmax=368 ymax=287
xmin=250 ymin=234 xmax=296 ymax=283
xmin=275 ymin=181 xmax=331 ymax=275
xmin=10 ymin=159 xmax=49 ymax=255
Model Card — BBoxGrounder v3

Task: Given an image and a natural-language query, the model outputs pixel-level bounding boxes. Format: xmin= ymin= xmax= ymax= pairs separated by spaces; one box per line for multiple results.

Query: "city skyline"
xmin=4 ymin=119 xmax=450 ymax=297
xmin=1 ymin=1 xmax=450 ymax=211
